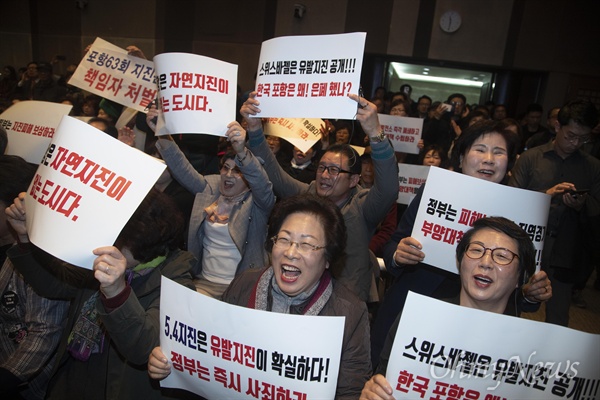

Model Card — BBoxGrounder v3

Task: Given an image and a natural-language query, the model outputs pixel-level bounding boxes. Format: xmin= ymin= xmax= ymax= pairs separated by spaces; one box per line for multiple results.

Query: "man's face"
xmin=26 ymin=63 xmax=38 ymax=79
xmin=450 ymin=97 xmax=465 ymax=116
xmin=493 ymin=106 xmax=506 ymax=120
xmin=526 ymin=111 xmax=542 ymax=128
xmin=315 ymin=152 xmax=359 ymax=206
xmin=417 ymin=99 xmax=431 ymax=116
xmin=553 ymin=120 xmax=591 ymax=158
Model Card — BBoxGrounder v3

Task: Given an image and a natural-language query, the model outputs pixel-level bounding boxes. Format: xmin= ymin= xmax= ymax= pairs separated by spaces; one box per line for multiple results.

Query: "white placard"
xmin=68 ymin=38 xmax=157 ymax=112
xmin=254 ymin=32 xmax=366 ymax=119
xmin=159 ymin=276 xmax=344 ymax=399
xmin=25 ymin=116 xmax=166 ymax=269
xmin=412 ymin=168 xmax=550 ymax=273
xmin=387 ymin=292 xmax=600 ymax=400
xmin=0 ymin=101 xmax=72 ymax=163
xmin=378 ymin=113 xmax=423 ymax=154
xmin=397 ymin=164 xmax=430 ymax=205
xmin=153 ymin=53 xmax=238 ymax=136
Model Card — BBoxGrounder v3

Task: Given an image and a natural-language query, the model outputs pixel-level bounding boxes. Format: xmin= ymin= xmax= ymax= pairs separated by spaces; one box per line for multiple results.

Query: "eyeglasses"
xmin=220 ymin=164 xmax=242 ymax=176
xmin=465 ymin=243 xmax=519 ymax=265
xmin=562 ymin=130 xmax=591 ymax=145
xmin=316 ymin=164 xmax=352 ymax=176
xmin=271 ymin=236 xmax=325 ymax=253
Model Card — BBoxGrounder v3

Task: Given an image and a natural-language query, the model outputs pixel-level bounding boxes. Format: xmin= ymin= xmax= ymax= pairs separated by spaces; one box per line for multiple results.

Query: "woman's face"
xmin=423 ymin=150 xmax=442 ymax=167
xmin=293 ymin=147 xmax=314 ymax=164
xmin=335 ymin=128 xmax=350 ymax=144
xmin=219 ymin=158 xmax=249 ymax=197
xmin=460 ymin=133 xmax=508 ymax=183
xmin=271 ymin=212 xmax=328 ymax=297
xmin=459 ymin=228 xmax=520 ymax=313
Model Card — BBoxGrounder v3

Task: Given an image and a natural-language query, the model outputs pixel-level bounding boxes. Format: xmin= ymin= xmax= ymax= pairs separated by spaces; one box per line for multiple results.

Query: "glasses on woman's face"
xmin=271 ymin=235 xmax=325 ymax=254
xmin=220 ymin=164 xmax=242 ymax=176
xmin=316 ymin=164 xmax=352 ymax=176
xmin=464 ymin=243 xmax=519 ymax=265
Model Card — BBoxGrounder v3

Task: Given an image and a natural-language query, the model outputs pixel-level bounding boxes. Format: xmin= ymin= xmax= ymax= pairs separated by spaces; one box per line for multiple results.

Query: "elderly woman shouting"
xmin=361 ymin=216 xmax=540 ymax=400
xmin=149 ymin=194 xmax=372 ymax=399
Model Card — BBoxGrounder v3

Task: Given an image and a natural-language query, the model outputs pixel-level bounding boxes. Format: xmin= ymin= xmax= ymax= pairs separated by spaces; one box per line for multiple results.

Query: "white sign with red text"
xmin=263 ymin=117 xmax=323 ymax=153
xmin=397 ymin=164 xmax=430 ymax=205
xmin=159 ymin=276 xmax=344 ymax=399
xmin=0 ymin=101 xmax=72 ymax=163
xmin=378 ymin=114 xmax=423 ymax=154
xmin=153 ymin=53 xmax=238 ymax=136
xmin=69 ymin=38 xmax=157 ymax=113
xmin=25 ymin=116 xmax=165 ymax=269
xmin=387 ymin=292 xmax=600 ymax=400
xmin=254 ymin=32 xmax=366 ymax=119
xmin=412 ymin=168 xmax=550 ymax=273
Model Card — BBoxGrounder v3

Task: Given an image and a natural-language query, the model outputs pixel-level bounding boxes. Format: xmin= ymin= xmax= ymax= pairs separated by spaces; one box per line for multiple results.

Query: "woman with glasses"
xmin=361 ymin=216 xmax=537 ymax=400
xmin=149 ymin=194 xmax=372 ymax=399
xmin=155 ymin=122 xmax=275 ymax=299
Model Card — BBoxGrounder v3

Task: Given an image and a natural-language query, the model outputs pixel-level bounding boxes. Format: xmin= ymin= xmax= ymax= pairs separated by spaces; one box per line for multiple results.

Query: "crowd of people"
xmin=0 ymin=52 xmax=599 ymax=399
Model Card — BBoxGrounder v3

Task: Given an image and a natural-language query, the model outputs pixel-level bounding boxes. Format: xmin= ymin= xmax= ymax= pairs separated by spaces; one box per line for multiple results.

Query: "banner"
xmin=387 ymin=292 xmax=600 ymax=400
xmin=412 ymin=168 xmax=550 ymax=273
xmin=0 ymin=101 xmax=72 ymax=163
xmin=25 ymin=116 xmax=165 ymax=269
xmin=159 ymin=276 xmax=344 ymax=399
xmin=68 ymin=38 xmax=157 ymax=112
xmin=397 ymin=164 xmax=430 ymax=205
xmin=378 ymin=114 xmax=423 ymax=154
xmin=263 ymin=118 xmax=323 ymax=153
xmin=153 ymin=53 xmax=238 ymax=136
xmin=254 ymin=32 xmax=366 ymax=119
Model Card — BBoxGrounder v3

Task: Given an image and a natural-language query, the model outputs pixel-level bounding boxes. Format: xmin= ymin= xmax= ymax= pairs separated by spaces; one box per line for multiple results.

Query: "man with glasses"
xmin=241 ymin=92 xmax=399 ymax=302
xmin=509 ymin=99 xmax=600 ymax=326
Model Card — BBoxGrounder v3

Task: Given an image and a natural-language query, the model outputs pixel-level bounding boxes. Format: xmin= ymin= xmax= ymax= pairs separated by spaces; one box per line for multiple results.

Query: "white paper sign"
xmin=378 ymin=114 xmax=423 ymax=154
xmin=387 ymin=292 xmax=600 ymax=400
xmin=263 ymin=117 xmax=323 ymax=153
xmin=25 ymin=116 xmax=166 ymax=269
xmin=1 ymin=101 xmax=72 ymax=163
xmin=153 ymin=53 xmax=238 ymax=136
xmin=68 ymin=38 xmax=157 ymax=112
xmin=254 ymin=32 xmax=366 ymax=119
xmin=159 ymin=276 xmax=344 ymax=399
xmin=397 ymin=164 xmax=430 ymax=205
xmin=412 ymin=168 xmax=550 ymax=273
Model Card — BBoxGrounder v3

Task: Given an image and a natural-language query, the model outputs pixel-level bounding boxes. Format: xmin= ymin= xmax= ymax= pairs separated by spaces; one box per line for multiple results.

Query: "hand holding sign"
xmin=148 ymin=346 xmax=171 ymax=381
xmin=5 ymin=192 xmax=29 ymax=244
xmin=240 ymin=91 xmax=262 ymax=132
xmin=360 ymin=374 xmax=394 ymax=400
xmin=393 ymin=236 xmax=425 ymax=265
xmin=93 ymin=246 xmax=128 ymax=298
xmin=348 ymin=93 xmax=380 ymax=137
xmin=225 ymin=121 xmax=247 ymax=155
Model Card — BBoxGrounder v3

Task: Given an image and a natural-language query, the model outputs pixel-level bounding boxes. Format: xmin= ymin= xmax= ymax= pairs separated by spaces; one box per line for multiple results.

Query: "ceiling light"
xmin=392 ymin=65 xmax=484 ymax=87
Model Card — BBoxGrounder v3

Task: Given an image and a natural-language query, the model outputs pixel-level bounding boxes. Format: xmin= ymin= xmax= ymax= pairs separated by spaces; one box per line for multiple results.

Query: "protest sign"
xmin=254 ymin=32 xmax=366 ymax=119
xmin=386 ymin=292 xmax=600 ymax=400
xmin=25 ymin=116 xmax=165 ymax=269
xmin=412 ymin=168 xmax=550 ymax=273
xmin=397 ymin=164 xmax=430 ymax=205
xmin=0 ymin=101 xmax=72 ymax=163
xmin=159 ymin=276 xmax=344 ymax=399
xmin=154 ymin=53 xmax=238 ymax=136
xmin=378 ymin=114 xmax=423 ymax=154
xmin=69 ymin=38 xmax=157 ymax=112
xmin=263 ymin=117 xmax=323 ymax=153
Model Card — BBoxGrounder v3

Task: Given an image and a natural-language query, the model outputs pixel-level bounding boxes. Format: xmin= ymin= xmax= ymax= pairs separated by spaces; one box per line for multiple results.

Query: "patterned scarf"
xmin=204 ymin=189 xmax=249 ymax=224
xmin=248 ymin=267 xmax=333 ymax=316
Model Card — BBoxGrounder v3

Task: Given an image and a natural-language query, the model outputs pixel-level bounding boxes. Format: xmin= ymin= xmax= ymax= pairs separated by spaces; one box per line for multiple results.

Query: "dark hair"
xmin=467 ymin=110 xmax=490 ymax=125
xmin=525 ymin=103 xmax=543 ymax=115
xmin=219 ymin=150 xmax=237 ymax=168
xmin=322 ymin=144 xmax=361 ymax=175
xmin=451 ymin=120 xmax=519 ymax=176
xmin=266 ymin=194 xmax=347 ymax=272
xmin=114 ymin=188 xmax=184 ymax=263
xmin=418 ymin=144 xmax=448 ymax=168
xmin=447 ymin=93 xmax=467 ymax=105
xmin=557 ymin=99 xmax=599 ymax=129
xmin=0 ymin=127 xmax=7 ymax=154
xmin=456 ymin=216 xmax=535 ymax=286
xmin=0 ymin=155 xmax=37 ymax=205
xmin=417 ymin=95 xmax=432 ymax=105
